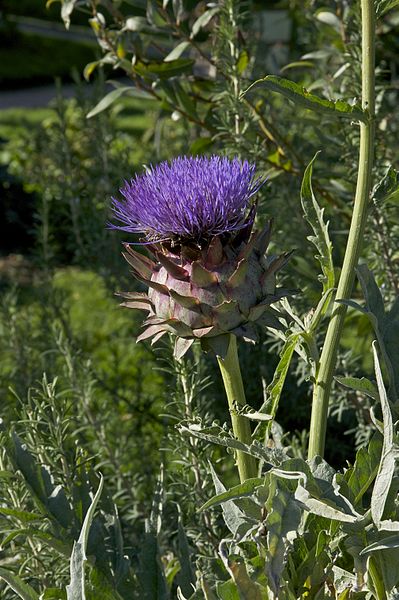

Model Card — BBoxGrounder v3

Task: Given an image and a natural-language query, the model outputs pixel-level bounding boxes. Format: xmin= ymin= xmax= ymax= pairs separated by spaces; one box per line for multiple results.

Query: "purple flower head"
xmin=110 ymin=155 xmax=263 ymax=244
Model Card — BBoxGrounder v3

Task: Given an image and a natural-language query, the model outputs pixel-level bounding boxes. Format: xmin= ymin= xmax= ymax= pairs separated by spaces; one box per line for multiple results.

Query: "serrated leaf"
xmin=370 ymin=343 xmax=399 ymax=531
xmin=242 ymin=75 xmax=367 ymax=122
xmin=254 ymin=335 xmax=300 ymax=441
xmin=178 ymin=423 xmax=277 ymax=464
xmin=66 ymin=476 xmax=104 ymax=600
xmin=0 ymin=567 xmax=39 ymax=600
xmin=190 ymin=7 xmax=219 ymax=39
xmin=307 ymin=287 xmax=335 ymax=332
xmin=301 ymin=152 xmax=335 ymax=296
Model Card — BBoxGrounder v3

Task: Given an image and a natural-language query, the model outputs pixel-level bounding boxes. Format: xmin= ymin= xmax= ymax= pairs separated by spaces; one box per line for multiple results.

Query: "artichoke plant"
xmin=111 ymin=156 xmax=291 ymax=359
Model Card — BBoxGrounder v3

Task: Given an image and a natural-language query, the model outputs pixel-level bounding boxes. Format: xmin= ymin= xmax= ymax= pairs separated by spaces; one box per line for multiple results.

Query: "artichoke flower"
xmin=111 ymin=156 xmax=292 ymax=359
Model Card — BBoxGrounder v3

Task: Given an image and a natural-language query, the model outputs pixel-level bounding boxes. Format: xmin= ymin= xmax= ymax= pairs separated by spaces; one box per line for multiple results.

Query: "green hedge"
xmin=0 ymin=31 xmax=96 ymax=89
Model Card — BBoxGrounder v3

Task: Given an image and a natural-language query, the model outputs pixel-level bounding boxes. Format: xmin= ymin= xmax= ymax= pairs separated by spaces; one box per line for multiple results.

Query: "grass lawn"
xmin=0 ymin=96 xmax=156 ymax=143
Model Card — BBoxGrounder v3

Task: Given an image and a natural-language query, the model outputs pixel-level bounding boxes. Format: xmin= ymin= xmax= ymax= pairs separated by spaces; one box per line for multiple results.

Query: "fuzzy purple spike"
xmin=110 ymin=156 xmax=263 ymax=243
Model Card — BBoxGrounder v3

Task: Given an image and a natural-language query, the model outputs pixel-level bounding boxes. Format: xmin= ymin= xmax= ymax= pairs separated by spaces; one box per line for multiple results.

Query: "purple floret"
xmin=110 ymin=155 xmax=263 ymax=242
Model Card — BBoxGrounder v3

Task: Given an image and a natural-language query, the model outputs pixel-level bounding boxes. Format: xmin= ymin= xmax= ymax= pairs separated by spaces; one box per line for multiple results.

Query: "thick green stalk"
xmin=308 ymin=0 xmax=375 ymax=459
xmin=217 ymin=335 xmax=257 ymax=482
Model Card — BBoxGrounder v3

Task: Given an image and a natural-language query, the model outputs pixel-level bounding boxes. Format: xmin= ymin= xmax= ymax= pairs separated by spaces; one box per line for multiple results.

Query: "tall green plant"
xmin=308 ymin=0 xmax=376 ymax=458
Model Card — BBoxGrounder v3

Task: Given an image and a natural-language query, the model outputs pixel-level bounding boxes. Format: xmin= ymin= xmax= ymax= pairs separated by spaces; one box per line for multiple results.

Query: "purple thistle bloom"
xmin=110 ymin=155 xmax=263 ymax=243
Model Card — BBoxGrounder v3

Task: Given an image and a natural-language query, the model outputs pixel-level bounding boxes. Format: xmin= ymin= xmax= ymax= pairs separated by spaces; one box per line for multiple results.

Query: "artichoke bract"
xmin=110 ymin=156 xmax=292 ymax=358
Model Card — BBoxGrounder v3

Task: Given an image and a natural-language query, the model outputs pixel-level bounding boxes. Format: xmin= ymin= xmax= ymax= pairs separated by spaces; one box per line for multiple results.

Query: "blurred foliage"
xmin=0 ymin=30 xmax=96 ymax=89
xmin=0 ymin=0 xmax=399 ymax=598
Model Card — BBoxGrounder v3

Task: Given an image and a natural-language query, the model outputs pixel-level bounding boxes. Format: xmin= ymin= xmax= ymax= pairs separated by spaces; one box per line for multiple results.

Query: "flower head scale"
xmin=110 ymin=156 xmax=263 ymax=246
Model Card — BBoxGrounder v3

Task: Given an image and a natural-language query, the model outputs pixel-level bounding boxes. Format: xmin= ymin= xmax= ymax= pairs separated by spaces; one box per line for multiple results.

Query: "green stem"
xmin=308 ymin=0 xmax=375 ymax=459
xmin=217 ymin=335 xmax=257 ymax=482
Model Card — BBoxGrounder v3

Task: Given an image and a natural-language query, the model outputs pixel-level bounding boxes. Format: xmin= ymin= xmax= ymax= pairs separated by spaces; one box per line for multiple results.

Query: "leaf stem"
xmin=217 ymin=335 xmax=257 ymax=482
xmin=308 ymin=0 xmax=375 ymax=459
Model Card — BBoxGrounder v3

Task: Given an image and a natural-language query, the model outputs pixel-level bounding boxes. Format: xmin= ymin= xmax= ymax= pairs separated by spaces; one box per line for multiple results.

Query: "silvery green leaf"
xmin=179 ymin=423 xmax=277 ymax=464
xmin=66 ymin=476 xmax=104 ymax=600
xmin=335 ymin=376 xmax=378 ymax=400
xmin=164 ymin=41 xmax=190 ymax=62
xmin=207 ymin=464 xmax=259 ymax=536
xmin=264 ymin=478 xmax=302 ymax=596
xmin=86 ymin=87 xmax=152 ymax=119
xmin=190 ymin=7 xmax=219 ymax=39
xmin=241 ymin=411 xmax=272 ymax=421
xmin=316 ymin=11 xmax=341 ymax=32
xmin=332 ymin=566 xmax=357 ymax=593
xmin=361 ymin=534 xmax=399 ymax=554
xmin=124 ymin=16 xmax=149 ymax=31
xmin=295 ymin=485 xmax=358 ymax=523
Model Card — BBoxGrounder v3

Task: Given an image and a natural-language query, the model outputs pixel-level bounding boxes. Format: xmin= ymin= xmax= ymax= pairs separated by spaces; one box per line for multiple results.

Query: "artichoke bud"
xmin=111 ymin=156 xmax=292 ymax=358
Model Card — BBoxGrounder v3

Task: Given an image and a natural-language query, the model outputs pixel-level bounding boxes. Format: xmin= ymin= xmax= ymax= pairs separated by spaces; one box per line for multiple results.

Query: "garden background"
xmin=0 ymin=0 xmax=399 ymax=598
